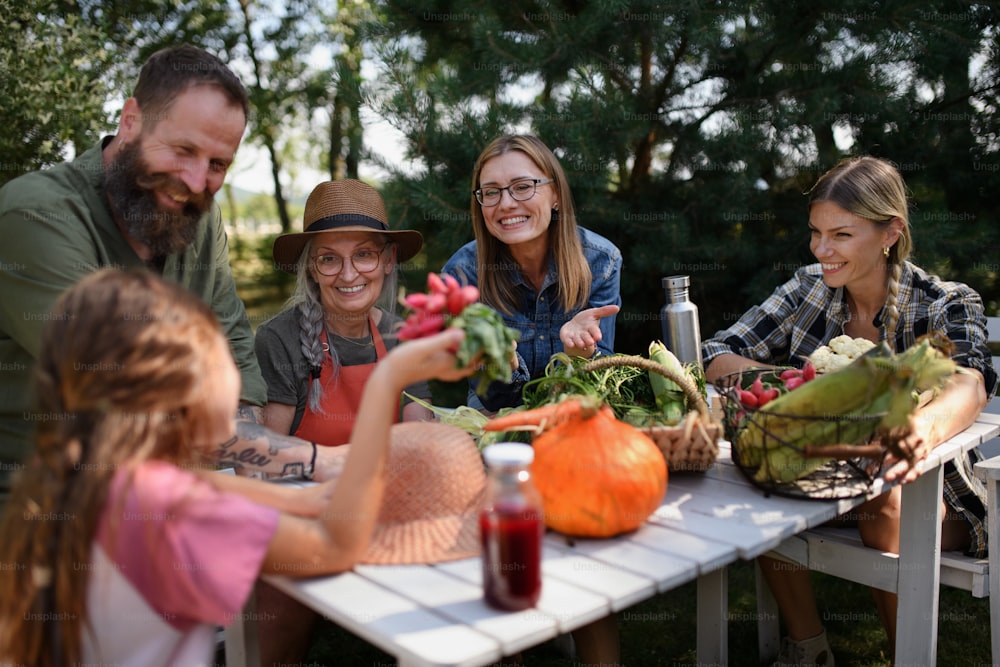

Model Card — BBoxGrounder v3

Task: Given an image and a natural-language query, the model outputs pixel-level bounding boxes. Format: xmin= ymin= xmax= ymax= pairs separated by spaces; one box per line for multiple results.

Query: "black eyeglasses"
xmin=474 ymin=178 xmax=553 ymax=207
xmin=312 ymin=244 xmax=390 ymax=276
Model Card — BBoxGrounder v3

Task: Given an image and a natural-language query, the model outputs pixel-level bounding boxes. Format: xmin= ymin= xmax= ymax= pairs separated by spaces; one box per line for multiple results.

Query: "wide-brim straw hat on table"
xmin=272 ymin=179 xmax=424 ymax=273
xmin=360 ymin=422 xmax=486 ymax=565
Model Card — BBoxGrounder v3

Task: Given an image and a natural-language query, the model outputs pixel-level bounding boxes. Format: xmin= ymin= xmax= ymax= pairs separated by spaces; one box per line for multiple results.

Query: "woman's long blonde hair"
xmin=0 ymin=269 xmax=221 ymax=666
xmin=469 ymin=135 xmax=591 ymax=314
xmin=808 ymin=156 xmax=912 ymax=350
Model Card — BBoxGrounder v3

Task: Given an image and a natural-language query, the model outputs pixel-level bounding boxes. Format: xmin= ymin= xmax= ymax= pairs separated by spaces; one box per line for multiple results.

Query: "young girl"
xmin=703 ymin=156 xmax=997 ymax=665
xmin=0 ymin=268 xmax=473 ymax=667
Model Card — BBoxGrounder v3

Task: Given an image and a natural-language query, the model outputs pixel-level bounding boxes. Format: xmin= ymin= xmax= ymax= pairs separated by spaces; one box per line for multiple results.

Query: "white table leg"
xmin=697 ymin=568 xmax=728 ymax=664
xmin=895 ymin=465 xmax=944 ymax=665
xmin=225 ymin=587 xmax=259 ymax=667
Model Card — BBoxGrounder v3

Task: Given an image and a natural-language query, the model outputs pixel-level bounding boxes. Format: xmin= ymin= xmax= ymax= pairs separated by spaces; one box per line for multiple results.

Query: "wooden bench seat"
xmin=769 ymin=523 xmax=990 ymax=598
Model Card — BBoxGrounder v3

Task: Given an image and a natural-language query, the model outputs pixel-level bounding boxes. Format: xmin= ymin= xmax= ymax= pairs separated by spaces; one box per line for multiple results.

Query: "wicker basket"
xmin=581 ymin=356 xmax=721 ymax=473
xmin=714 ymin=368 xmax=885 ymax=499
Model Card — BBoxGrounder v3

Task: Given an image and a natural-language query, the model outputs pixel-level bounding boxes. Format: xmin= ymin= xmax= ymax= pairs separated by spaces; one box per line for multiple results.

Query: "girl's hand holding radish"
xmin=397 ymin=273 xmax=520 ymax=396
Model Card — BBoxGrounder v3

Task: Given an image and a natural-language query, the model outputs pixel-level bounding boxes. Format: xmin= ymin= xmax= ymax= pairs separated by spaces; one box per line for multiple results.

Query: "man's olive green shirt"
xmin=0 ymin=138 xmax=266 ymax=490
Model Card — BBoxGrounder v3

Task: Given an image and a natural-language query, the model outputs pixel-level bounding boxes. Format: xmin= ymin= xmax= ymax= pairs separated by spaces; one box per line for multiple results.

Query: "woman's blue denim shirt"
xmin=442 ymin=226 xmax=622 ymax=410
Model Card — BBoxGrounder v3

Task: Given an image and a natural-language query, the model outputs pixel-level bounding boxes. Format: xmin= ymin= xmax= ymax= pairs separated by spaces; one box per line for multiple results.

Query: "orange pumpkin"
xmin=486 ymin=399 xmax=668 ymax=538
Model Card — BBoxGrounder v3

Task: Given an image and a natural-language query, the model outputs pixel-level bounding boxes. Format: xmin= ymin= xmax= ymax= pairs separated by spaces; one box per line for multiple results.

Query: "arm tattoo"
xmin=236 ymin=403 xmax=263 ymax=423
xmin=222 ymin=419 xmax=310 ymax=476
xmin=281 ymin=462 xmax=306 ymax=477
xmin=216 ymin=432 xmax=273 ymax=469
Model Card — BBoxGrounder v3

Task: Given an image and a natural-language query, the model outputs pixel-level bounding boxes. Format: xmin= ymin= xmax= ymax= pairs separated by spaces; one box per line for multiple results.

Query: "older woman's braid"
xmin=290 ymin=244 xmax=332 ymax=413
xmin=298 ymin=289 xmax=327 ymax=413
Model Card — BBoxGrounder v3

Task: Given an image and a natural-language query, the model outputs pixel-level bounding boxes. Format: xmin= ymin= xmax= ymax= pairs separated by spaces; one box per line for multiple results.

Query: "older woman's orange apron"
xmin=293 ymin=316 xmax=398 ymax=446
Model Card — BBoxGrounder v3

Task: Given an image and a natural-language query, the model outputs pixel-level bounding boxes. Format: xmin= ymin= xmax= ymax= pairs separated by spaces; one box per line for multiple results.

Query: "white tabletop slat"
xmin=539 ymin=544 xmax=658 ymax=611
xmin=432 ymin=557 xmax=613 ymax=633
xmin=264 ymin=572 xmax=501 ymax=667
xmin=355 ymin=564 xmax=558 ymax=656
xmin=543 ymin=527 xmax=703 ymax=593
xmin=649 ymin=479 xmax=815 ymax=558
xmin=593 ymin=521 xmax=737 ymax=574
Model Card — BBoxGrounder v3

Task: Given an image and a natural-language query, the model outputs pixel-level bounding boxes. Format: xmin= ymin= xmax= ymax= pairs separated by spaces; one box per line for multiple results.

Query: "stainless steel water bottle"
xmin=660 ymin=275 xmax=702 ymax=367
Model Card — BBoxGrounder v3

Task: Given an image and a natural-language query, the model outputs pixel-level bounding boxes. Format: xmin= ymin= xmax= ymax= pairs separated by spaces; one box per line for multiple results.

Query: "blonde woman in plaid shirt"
xmin=703 ymin=156 xmax=996 ymax=666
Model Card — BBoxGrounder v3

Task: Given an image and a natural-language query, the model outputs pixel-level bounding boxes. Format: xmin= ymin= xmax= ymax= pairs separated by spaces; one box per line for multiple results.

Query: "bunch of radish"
xmin=398 ymin=273 xmax=480 ymax=340
xmin=737 ymin=362 xmax=817 ymax=409
xmin=397 ymin=272 xmax=520 ymax=396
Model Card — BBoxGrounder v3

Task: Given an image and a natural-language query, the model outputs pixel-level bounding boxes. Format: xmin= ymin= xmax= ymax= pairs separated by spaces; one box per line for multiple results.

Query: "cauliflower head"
xmin=808 ymin=335 xmax=876 ymax=373
xmin=828 ymin=335 xmax=876 ymax=358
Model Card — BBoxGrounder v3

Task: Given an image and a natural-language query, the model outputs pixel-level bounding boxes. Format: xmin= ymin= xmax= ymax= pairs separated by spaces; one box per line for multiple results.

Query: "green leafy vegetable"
xmin=448 ymin=302 xmax=520 ymax=396
xmin=521 ymin=349 xmax=706 ymax=427
xmin=404 ymin=393 xmax=529 ymax=449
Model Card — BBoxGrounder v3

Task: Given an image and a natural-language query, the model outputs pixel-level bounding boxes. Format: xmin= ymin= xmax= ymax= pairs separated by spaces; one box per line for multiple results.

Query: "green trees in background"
xmin=4 ymin=1 xmax=998 ymax=353
xmin=2 ymin=0 xmax=357 ymax=233
xmin=1 ymin=0 xmax=112 ymax=179
xmin=364 ymin=0 xmax=1000 ymax=353
xmin=1 ymin=0 xmax=241 ymax=177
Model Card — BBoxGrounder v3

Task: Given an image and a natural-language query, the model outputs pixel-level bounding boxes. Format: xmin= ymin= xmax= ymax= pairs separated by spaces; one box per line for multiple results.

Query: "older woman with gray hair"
xmin=256 ymin=179 xmax=432 ymax=448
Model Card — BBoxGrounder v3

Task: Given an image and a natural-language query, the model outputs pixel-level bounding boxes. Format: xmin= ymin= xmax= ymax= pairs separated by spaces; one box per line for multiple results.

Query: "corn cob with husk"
xmin=647 ymin=341 xmax=688 ymax=424
xmin=736 ymin=334 xmax=958 ymax=483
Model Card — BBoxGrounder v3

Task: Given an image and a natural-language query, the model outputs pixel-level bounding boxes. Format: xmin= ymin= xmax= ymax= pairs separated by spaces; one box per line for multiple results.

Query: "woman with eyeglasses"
xmin=256 ymin=179 xmax=432 ymax=449
xmin=255 ymin=179 xmax=437 ymax=665
xmin=443 ymin=134 xmax=623 ymax=411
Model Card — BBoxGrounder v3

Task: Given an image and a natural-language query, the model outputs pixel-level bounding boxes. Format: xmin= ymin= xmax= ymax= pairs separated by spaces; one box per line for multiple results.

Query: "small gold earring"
xmin=883 ymin=247 xmax=890 ymax=257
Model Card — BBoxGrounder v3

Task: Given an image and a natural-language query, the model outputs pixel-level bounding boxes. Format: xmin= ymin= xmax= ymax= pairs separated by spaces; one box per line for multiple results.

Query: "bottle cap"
xmin=662 ymin=275 xmax=690 ymax=290
xmin=483 ymin=442 xmax=534 ymax=468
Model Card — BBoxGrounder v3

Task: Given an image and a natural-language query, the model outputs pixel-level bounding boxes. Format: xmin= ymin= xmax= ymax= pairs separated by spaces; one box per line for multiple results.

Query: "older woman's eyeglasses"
xmin=312 ymin=244 xmax=389 ymax=276
xmin=474 ymin=178 xmax=553 ymax=207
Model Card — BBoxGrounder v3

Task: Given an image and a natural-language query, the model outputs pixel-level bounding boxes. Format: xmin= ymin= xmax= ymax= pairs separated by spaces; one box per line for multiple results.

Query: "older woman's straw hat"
xmin=272 ymin=179 xmax=423 ymax=273
xmin=360 ymin=422 xmax=485 ymax=564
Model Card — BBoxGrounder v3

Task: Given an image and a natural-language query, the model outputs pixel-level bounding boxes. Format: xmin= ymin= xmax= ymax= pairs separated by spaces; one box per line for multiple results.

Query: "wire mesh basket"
xmin=714 ymin=368 xmax=886 ymax=500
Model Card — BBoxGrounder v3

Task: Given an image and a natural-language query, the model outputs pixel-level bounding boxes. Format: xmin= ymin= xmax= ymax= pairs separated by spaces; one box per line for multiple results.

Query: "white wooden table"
xmin=225 ymin=413 xmax=1000 ymax=667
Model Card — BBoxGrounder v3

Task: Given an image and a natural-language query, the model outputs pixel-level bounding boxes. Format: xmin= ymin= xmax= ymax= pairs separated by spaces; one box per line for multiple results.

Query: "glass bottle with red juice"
xmin=479 ymin=443 xmax=544 ymax=610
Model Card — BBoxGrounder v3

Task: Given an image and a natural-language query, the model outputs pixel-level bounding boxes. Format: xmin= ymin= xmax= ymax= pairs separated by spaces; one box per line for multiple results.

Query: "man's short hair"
xmin=132 ymin=44 xmax=249 ymax=128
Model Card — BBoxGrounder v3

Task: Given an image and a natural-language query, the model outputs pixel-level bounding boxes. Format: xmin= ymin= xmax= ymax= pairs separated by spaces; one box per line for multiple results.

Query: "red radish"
xmin=442 ymin=273 xmax=460 ymax=291
xmin=784 ymin=376 xmax=805 ymax=391
xmin=404 ymin=293 xmax=430 ymax=310
xmin=427 ymin=273 xmax=447 ymax=295
xmin=779 ymin=368 xmax=802 ymax=381
xmin=447 ymin=289 xmax=465 ymax=315
xmin=459 ymin=285 xmax=480 ymax=306
xmin=750 ymin=377 xmax=764 ymax=397
xmin=738 ymin=390 xmax=759 ymax=408
xmin=426 ymin=293 xmax=447 ymax=314
xmin=758 ymin=387 xmax=780 ymax=406
xmin=802 ymin=361 xmax=817 ymax=381
xmin=399 ymin=313 xmax=446 ymax=340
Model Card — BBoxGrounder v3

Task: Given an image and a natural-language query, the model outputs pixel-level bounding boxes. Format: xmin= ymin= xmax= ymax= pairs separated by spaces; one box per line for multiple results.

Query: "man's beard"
xmin=105 ymin=140 xmax=214 ymax=257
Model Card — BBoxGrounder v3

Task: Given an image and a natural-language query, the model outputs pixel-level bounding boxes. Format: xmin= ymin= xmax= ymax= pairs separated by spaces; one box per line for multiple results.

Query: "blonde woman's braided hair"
xmin=808 ymin=157 xmax=912 ymax=351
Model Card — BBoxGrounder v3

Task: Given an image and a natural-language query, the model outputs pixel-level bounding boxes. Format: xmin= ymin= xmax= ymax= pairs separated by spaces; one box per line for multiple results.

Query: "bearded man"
xmin=0 ymin=45 xmax=331 ymax=500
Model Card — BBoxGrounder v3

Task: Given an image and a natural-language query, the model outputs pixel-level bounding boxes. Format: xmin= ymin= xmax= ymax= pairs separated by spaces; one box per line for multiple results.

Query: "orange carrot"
xmin=483 ymin=395 xmax=603 ymax=432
